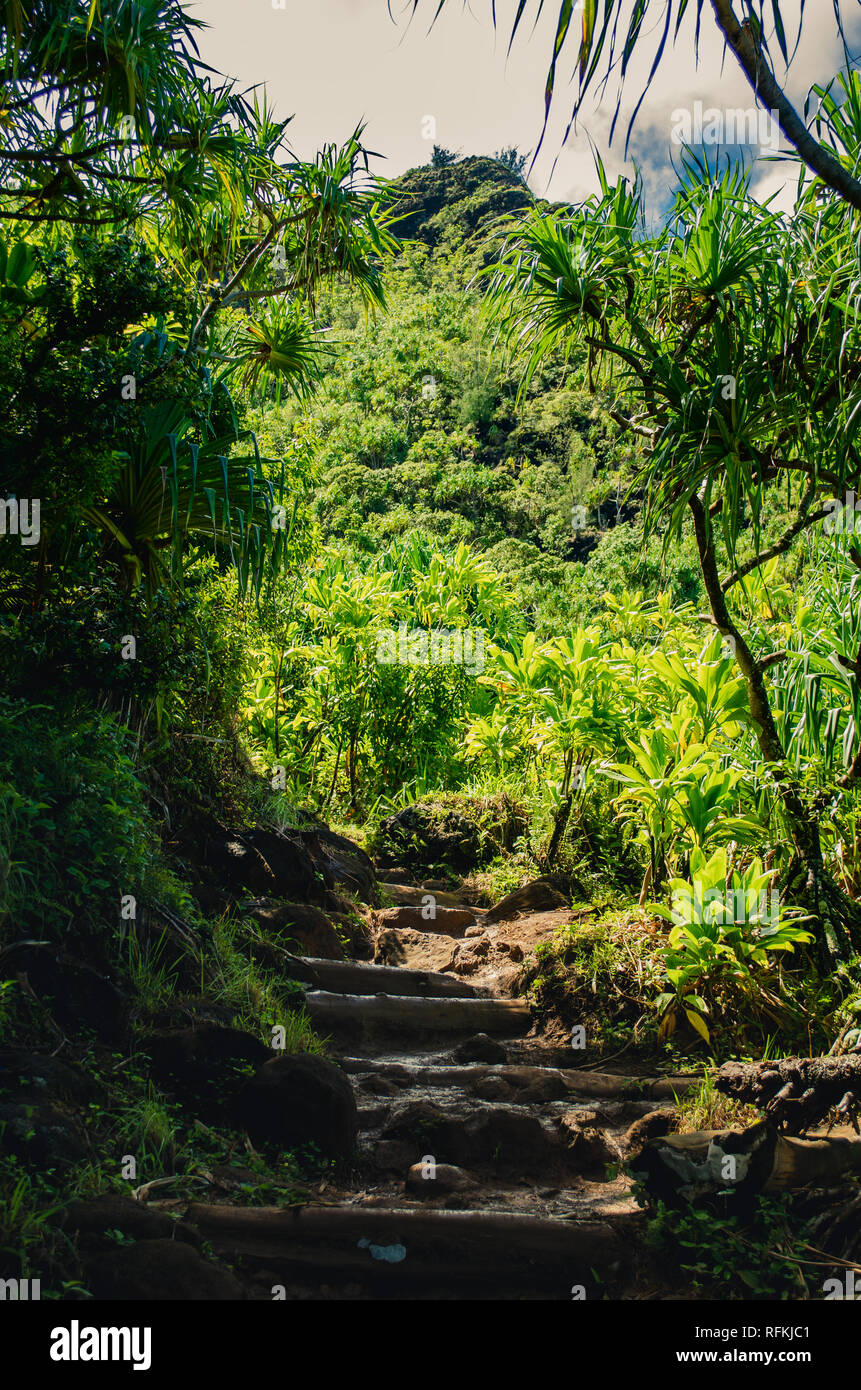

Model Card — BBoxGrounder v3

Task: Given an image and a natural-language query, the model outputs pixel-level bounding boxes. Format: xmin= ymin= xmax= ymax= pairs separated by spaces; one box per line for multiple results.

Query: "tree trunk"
xmin=689 ymin=496 xmax=861 ymax=964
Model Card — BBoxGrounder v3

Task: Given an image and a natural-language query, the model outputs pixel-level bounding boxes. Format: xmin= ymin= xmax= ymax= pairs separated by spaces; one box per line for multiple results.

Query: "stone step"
xmin=304 ymin=990 xmax=531 ymax=1038
xmin=185 ymin=1202 xmax=632 ymax=1292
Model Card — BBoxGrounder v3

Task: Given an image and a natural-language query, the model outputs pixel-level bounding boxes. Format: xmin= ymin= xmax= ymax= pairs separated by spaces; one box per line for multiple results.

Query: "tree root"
xmin=716 ymin=1056 xmax=861 ymax=1135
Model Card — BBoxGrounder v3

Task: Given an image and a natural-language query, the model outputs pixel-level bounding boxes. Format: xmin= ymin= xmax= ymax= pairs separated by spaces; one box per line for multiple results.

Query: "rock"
xmin=464 ymin=937 xmax=489 ymax=957
xmin=452 ymin=954 xmax=482 ymax=976
xmin=244 ymin=827 xmax=323 ymax=901
xmin=382 ymin=884 xmax=464 ymax=909
xmin=379 ymin=884 xmax=426 ymax=906
xmin=0 ymin=945 xmax=126 ymax=1043
xmin=464 ymin=924 xmax=485 ymax=937
xmin=84 ymin=1239 xmax=244 ymax=1300
xmin=507 ymin=943 xmax=524 ymax=963
xmin=145 ymin=999 xmax=238 ymax=1031
xmin=485 ymin=880 xmax=568 ymax=924
xmin=194 ymin=826 xmax=279 ymax=897
xmin=453 ymin=1033 xmax=508 ymax=1065
xmin=381 ymin=1101 xmax=561 ymax=1173
xmin=241 ymin=898 xmax=344 ymax=959
xmin=405 ymin=1162 xmax=477 ymax=1195
xmin=297 ymin=825 xmax=377 ymax=902
xmin=373 ymin=906 xmax=474 ymax=934
xmin=235 ymin=1054 xmax=358 ymax=1160
xmin=176 ymin=817 xmax=321 ymax=903
xmin=461 ymin=1108 xmax=561 ymax=1172
xmin=560 ymin=1114 xmax=621 ymax=1172
xmin=374 ymin=927 xmax=456 ymax=974
xmin=511 ymin=1072 xmax=570 ymax=1103
xmin=0 ymin=1050 xmax=103 ymax=1106
xmin=359 ymin=1074 xmax=409 ymax=1097
xmin=178 ymin=816 xmax=377 ymax=908
xmin=562 ymin=1108 xmax=600 ymax=1127
xmin=622 ymin=1109 xmax=679 ymax=1155
xmin=141 ymin=1025 xmax=271 ymax=1119
xmin=473 ymin=1076 xmax=514 ymax=1102
xmin=59 ymin=1197 xmax=200 ymax=1250
xmin=379 ymin=803 xmax=492 ymax=875
xmin=0 ymin=1101 xmax=89 ymax=1171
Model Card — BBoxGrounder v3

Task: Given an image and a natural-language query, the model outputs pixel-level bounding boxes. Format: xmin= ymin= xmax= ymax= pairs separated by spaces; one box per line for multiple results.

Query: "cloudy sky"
xmin=191 ymin=1 xmax=861 ymax=214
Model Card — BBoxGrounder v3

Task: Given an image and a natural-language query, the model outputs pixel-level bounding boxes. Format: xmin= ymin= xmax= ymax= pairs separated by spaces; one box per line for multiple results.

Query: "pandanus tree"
xmin=482 ymin=123 xmax=861 ymax=965
xmin=0 ymin=1 xmax=397 ymax=599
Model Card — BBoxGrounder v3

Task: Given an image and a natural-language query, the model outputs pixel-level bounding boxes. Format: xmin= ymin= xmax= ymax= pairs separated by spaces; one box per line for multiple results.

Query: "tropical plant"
xmin=650 ymin=845 xmax=812 ymax=1041
xmin=482 ymin=139 xmax=861 ymax=962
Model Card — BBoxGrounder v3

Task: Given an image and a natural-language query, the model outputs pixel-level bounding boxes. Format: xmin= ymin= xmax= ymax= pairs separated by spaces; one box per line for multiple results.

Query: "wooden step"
xmin=380 ymin=884 xmax=467 ymax=910
xmin=340 ymin=1057 xmax=699 ymax=1100
xmin=186 ymin=1202 xmax=632 ymax=1289
xmin=305 ymin=990 xmax=531 ymax=1036
xmin=281 ymin=955 xmax=480 ymax=999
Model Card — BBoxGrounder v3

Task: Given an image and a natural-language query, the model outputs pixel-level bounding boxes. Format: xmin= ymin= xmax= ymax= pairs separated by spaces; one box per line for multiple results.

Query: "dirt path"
xmin=189 ymin=878 xmax=697 ymax=1299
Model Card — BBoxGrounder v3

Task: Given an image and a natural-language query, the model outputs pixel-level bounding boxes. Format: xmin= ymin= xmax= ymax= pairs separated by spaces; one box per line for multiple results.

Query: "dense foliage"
xmin=3 ymin=0 xmax=861 ymax=1304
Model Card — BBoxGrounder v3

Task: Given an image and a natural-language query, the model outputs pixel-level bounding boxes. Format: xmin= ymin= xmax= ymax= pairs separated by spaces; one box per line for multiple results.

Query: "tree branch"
xmin=711 ymin=0 xmax=861 ymax=212
xmin=722 ymin=485 xmax=828 ymax=591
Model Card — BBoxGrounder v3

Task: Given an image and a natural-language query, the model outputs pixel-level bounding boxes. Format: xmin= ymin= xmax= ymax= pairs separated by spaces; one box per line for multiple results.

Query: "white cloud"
xmin=192 ymin=0 xmax=861 ymax=214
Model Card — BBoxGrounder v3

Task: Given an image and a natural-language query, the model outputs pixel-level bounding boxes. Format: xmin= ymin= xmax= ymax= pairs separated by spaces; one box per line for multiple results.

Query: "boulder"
xmin=141 ymin=1025 xmax=271 ymax=1119
xmin=241 ymin=898 xmax=344 ymax=959
xmin=378 ymin=803 xmax=491 ymax=875
xmin=176 ymin=818 xmax=321 ymax=903
xmin=405 ymin=1162 xmax=477 ymax=1196
xmin=196 ymin=827 xmax=279 ymax=896
xmin=0 ymin=1101 xmax=89 ymax=1172
xmin=234 ymin=1054 xmax=358 ymax=1160
xmin=0 ymin=945 xmax=126 ymax=1043
xmin=297 ymin=825 xmax=377 ymax=902
xmin=0 ymin=1050 xmax=103 ymax=1106
xmin=485 ymin=880 xmax=568 ymax=924
xmin=373 ymin=927 xmax=456 ymax=974
xmin=453 ymin=1033 xmax=508 ymax=1065
xmin=243 ymin=827 xmax=322 ymax=903
xmin=381 ymin=1100 xmax=561 ymax=1173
